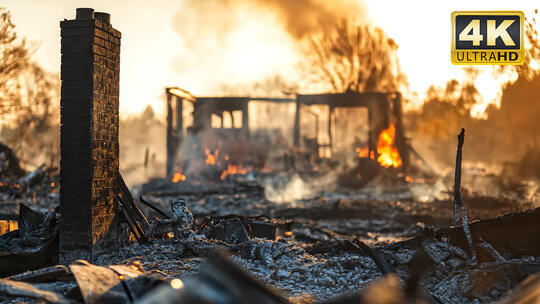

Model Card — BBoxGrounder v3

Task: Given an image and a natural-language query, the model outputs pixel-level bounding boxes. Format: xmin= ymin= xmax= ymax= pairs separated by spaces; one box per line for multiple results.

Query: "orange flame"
xmin=376 ymin=123 xmax=402 ymax=168
xmin=205 ymin=148 xmax=219 ymax=165
xmin=355 ymin=146 xmax=369 ymax=158
xmin=220 ymin=164 xmax=247 ymax=180
xmin=172 ymin=168 xmax=187 ymax=183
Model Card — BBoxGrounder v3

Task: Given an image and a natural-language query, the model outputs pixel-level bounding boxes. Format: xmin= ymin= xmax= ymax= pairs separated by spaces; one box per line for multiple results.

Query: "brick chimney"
xmin=59 ymin=8 xmax=121 ymax=263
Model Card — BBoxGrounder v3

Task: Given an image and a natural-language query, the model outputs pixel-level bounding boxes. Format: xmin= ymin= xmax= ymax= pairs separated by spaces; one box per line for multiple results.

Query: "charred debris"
xmin=2 ymin=131 xmax=539 ymax=303
xmin=1 ymin=8 xmax=540 ymax=304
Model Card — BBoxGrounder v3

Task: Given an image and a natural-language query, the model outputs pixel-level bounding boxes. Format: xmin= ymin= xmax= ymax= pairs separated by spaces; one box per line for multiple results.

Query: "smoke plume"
xmin=171 ymin=0 xmax=367 ymax=94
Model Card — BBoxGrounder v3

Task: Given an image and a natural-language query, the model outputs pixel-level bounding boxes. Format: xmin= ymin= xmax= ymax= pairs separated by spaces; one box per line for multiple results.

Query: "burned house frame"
xmin=295 ymin=92 xmax=409 ymax=169
xmin=165 ymin=87 xmax=409 ymax=176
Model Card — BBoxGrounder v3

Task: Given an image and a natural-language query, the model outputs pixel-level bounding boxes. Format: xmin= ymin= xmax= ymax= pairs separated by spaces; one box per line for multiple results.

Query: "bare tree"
xmin=17 ymin=63 xmax=59 ymax=131
xmin=301 ymin=18 xmax=407 ymax=93
xmin=0 ymin=8 xmax=60 ymax=168
xmin=0 ymin=7 xmax=31 ymax=116
xmin=494 ymin=10 xmax=540 ymax=80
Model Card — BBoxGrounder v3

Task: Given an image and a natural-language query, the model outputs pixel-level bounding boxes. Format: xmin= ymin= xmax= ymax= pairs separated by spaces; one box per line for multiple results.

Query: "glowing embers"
xmin=355 ymin=146 xmax=374 ymax=159
xmin=220 ymin=164 xmax=248 ymax=180
xmin=376 ymin=123 xmax=402 ymax=168
xmin=205 ymin=148 xmax=219 ymax=165
xmin=171 ymin=167 xmax=187 ymax=183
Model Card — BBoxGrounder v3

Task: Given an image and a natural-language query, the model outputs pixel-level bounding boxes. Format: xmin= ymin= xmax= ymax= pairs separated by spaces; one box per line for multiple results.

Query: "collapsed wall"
xmin=59 ymin=8 xmax=121 ymax=263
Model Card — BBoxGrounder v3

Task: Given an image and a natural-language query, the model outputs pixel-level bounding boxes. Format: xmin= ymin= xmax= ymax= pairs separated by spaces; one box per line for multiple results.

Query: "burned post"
xmin=59 ymin=8 xmax=121 ymax=263
xmin=452 ymin=128 xmax=477 ymax=265
xmin=452 ymin=128 xmax=465 ymax=225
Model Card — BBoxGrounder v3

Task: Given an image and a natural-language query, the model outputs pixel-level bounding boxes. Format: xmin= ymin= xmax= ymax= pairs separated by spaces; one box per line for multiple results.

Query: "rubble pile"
xmin=1 ymin=141 xmax=539 ymax=303
xmin=0 ymin=143 xmax=59 ymax=238
xmin=1 ymin=184 xmax=539 ymax=303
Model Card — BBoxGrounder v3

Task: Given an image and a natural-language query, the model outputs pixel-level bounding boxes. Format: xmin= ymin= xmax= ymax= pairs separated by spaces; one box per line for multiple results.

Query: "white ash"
xmin=95 ymin=239 xmax=190 ymax=277
xmin=90 ymin=190 xmax=540 ymax=303
xmin=426 ymin=257 xmax=540 ymax=304
xmin=231 ymin=238 xmax=381 ymax=301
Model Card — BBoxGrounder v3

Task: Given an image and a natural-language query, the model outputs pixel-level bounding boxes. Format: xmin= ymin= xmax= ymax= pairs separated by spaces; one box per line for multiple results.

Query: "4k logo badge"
xmin=451 ymin=11 xmax=524 ymax=65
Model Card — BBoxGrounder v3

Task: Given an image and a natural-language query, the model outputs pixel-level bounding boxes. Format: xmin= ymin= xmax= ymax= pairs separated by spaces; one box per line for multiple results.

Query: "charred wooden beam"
xmin=352 ymin=239 xmax=395 ymax=275
xmin=452 ymin=129 xmax=477 ymax=264
xmin=5 ymin=265 xmax=69 ymax=283
xmin=116 ymin=172 xmax=150 ymax=243
xmin=453 ymin=128 xmax=465 ymax=225
xmin=392 ymin=93 xmax=410 ymax=171
xmin=293 ymin=99 xmax=300 ymax=147
xmin=383 ymin=207 xmax=540 ymax=260
xmin=139 ymin=195 xmax=172 ymax=219
xmin=166 ymin=89 xmax=174 ymax=176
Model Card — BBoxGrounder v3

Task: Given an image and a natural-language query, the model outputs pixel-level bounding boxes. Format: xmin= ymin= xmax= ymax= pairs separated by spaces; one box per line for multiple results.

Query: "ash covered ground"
xmin=94 ymin=171 xmax=539 ymax=303
xmin=1 ymin=167 xmax=539 ymax=304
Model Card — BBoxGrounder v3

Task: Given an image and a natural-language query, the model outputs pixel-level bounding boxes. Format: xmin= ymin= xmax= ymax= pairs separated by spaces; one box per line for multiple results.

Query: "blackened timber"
xmin=165 ymin=89 xmax=174 ymax=176
xmin=117 ymin=201 xmax=145 ymax=243
xmin=293 ymin=99 xmax=300 ymax=147
xmin=176 ymin=95 xmax=183 ymax=138
xmin=116 ymin=172 xmax=149 ymax=243
xmin=296 ymin=91 xmax=388 ymax=107
xmin=382 ymin=207 xmax=540 ymax=260
xmin=392 ymin=93 xmax=409 ymax=170
xmin=351 ymin=239 xmax=395 ymax=275
xmin=6 ymin=265 xmax=69 ymax=283
xmin=453 ymin=128 xmax=465 ymax=225
xmin=139 ymin=195 xmax=172 ymax=219
xmin=328 ymin=106 xmax=334 ymax=153
xmin=452 ymin=128 xmax=477 ymax=264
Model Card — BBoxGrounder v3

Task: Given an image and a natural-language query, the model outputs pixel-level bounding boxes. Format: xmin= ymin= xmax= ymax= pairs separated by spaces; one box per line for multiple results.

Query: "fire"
xmin=355 ymin=146 xmax=369 ymax=158
xmin=171 ymin=168 xmax=187 ymax=183
xmin=205 ymin=148 xmax=219 ymax=165
xmin=220 ymin=164 xmax=247 ymax=180
xmin=376 ymin=123 xmax=402 ymax=168
xmin=261 ymin=165 xmax=272 ymax=173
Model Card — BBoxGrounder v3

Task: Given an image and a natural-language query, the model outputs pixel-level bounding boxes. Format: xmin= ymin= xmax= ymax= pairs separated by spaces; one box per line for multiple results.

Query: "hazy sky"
xmin=1 ymin=0 xmax=538 ymax=117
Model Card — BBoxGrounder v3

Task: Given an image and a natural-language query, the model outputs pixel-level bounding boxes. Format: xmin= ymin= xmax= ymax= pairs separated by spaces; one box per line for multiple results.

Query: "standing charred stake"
xmin=452 ymin=128 xmax=477 ymax=265
xmin=452 ymin=129 xmax=464 ymax=225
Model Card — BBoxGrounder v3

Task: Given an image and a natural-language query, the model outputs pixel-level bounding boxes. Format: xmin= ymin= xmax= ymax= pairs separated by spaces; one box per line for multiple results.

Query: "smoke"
xmin=119 ymin=105 xmax=166 ymax=188
xmin=171 ymin=0 xmax=367 ymax=94
xmin=263 ymin=174 xmax=318 ymax=204
xmin=242 ymin=0 xmax=365 ymax=39
xmin=174 ymin=0 xmax=365 ymax=41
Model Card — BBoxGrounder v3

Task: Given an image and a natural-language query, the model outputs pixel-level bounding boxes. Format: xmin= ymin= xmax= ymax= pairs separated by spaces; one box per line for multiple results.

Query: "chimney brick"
xmin=59 ymin=9 xmax=121 ymax=263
